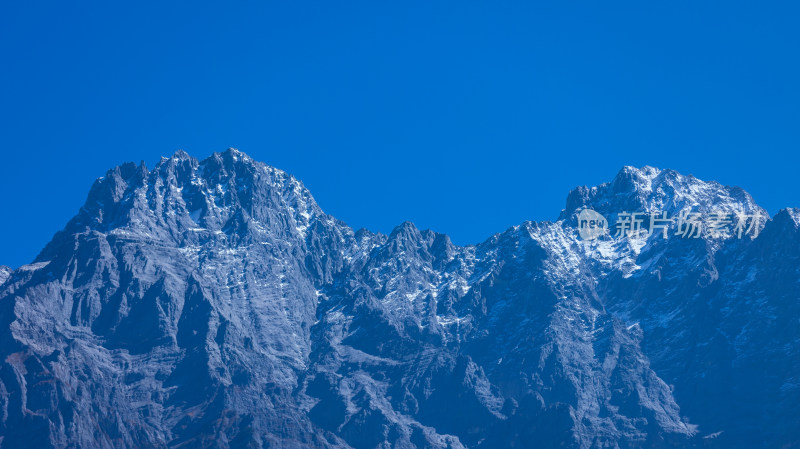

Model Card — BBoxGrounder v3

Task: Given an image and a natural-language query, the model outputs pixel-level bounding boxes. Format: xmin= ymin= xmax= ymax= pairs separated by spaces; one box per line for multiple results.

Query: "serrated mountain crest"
xmin=0 ymin=151 xmax=796 ymax=449
xmin=561 ymin=165 xmax=766 ymax=224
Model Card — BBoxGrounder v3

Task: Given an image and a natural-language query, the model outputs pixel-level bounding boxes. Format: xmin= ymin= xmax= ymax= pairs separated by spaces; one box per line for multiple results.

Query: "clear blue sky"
xmin=1 ymin=1 xmax=798 ymax=268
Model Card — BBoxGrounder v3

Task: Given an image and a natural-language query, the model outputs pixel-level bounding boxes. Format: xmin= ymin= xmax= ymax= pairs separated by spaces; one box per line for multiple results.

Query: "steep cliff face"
xmin=563 ymin=167 xmax=797 ymax=448
xmin=0 ymin=151 xmax=795 ymax=448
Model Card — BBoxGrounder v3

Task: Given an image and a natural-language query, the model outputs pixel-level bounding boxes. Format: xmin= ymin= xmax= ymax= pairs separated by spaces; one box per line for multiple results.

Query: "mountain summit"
xmin=0 ymin=150 xmax=796 ymax=449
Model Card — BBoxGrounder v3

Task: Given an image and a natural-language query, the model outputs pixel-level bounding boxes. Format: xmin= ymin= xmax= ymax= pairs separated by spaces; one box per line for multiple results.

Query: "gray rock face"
xmin=0 ymin=266 xmax=10 ymax=287
xmin=0 ymin=152 xmax=796 ymax=448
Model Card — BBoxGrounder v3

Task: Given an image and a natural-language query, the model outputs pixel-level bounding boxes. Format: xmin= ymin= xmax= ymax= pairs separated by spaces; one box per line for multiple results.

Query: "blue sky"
xmin=1 ymin=1 xmax=798 ymax=268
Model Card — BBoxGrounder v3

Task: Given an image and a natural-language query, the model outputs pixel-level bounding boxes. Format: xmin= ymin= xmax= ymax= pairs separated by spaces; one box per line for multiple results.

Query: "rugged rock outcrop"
xmin=0 ymin=150 xmax=796 ymax=448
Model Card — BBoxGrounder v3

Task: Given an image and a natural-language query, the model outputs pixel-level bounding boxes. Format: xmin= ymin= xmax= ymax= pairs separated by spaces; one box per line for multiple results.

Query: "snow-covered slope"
xmin=0 ymin=266 xmax=10 ymax=286
xmin=0 ymin=152 xmax=795 ymax=448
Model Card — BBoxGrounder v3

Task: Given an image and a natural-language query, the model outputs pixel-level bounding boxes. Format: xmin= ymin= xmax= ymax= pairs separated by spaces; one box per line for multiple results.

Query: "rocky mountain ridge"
xmin=0 ymin=149 xmax=796 ymax=448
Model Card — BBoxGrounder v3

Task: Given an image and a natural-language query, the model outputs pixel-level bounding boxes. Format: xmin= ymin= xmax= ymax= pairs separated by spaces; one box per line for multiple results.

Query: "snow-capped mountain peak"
xmin=0 ymin=152 xmax=796 ymax=449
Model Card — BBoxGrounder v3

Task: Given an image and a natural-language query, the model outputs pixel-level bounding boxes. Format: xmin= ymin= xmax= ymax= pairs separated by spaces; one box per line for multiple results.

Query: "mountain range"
xmin=0 ymin=149 xmax=797 ymax=448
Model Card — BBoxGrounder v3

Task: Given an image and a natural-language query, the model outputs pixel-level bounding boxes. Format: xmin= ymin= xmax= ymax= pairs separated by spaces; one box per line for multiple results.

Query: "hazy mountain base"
xmin=0 ymin=150 xmax=797 ymax=448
